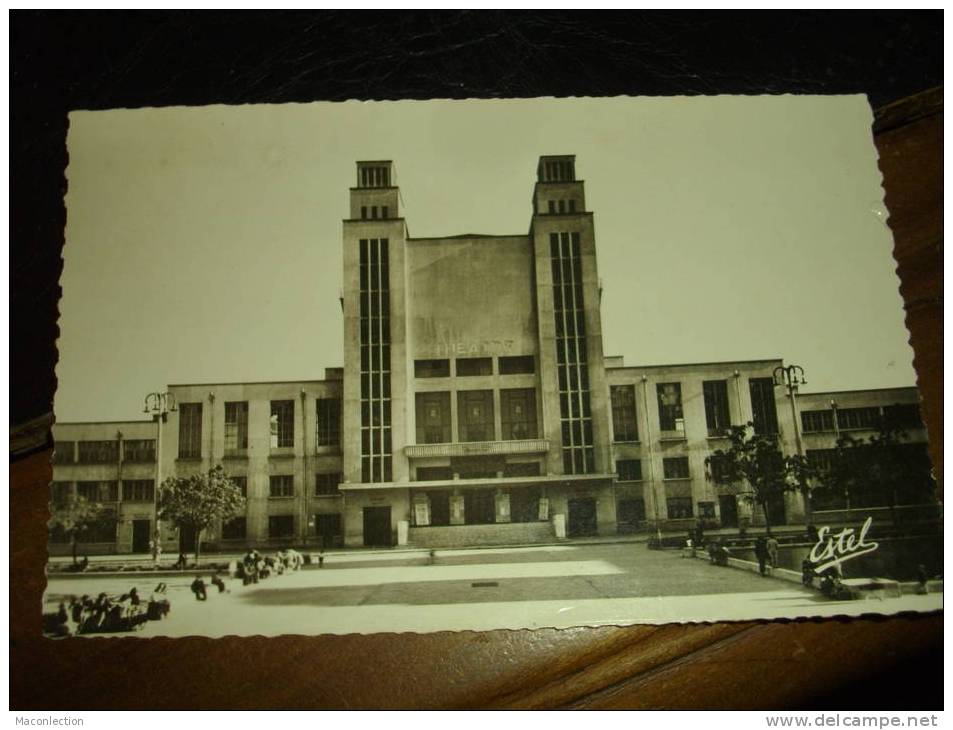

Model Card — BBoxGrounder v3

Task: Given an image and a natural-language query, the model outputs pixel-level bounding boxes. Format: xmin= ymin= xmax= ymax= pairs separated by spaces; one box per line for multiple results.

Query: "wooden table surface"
xmin=10 ymin=90 xmax=942 ymax=710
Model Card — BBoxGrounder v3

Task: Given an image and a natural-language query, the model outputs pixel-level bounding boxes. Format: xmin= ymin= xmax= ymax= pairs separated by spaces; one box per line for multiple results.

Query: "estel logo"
xmin=809 ymin=516 xmax=879 ymax=573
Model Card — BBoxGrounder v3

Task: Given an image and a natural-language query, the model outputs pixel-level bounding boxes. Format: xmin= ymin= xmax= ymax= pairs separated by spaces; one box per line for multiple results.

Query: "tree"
xmin=705 ymin=422 xmax=811 ymax=534
xmin=814 ymin=425 xmax=937 ymax=526
xmin=49 ymin=493 xmax=108 ymax=566
xmin=158 ymin=465 xmax=246 ymax=566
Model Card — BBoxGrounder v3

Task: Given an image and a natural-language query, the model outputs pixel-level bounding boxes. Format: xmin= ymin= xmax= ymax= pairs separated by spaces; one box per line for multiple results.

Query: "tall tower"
xmin=341 ymin=161 xmax=410 ymax=543
xmin=529 ymin=155 xmax=612 ymax=477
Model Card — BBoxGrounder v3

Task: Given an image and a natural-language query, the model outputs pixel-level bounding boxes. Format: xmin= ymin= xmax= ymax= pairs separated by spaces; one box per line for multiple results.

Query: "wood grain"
xmin=10 ymin=93 xmax=942 ymax=710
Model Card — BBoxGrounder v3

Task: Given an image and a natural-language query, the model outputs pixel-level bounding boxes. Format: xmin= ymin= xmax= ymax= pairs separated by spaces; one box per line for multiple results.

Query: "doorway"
xmin=718 ymin=495 xmax=738 ymax=528
xmin=464 ymin=490 xmax=496 ymax=525
xmin=132 ymin=519 xmax=151 ymax=553
xmin=568 ymin=497 xmax=598 ymax=537
xmin=362 ymin=506 xmax=393 ymax=547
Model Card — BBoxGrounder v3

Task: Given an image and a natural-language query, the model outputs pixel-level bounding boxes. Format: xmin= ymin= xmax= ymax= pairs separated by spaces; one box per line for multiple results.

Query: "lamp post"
xmin=640 ymin=375 xmax=663 ymax=543
xmin=773 ymin=364 xmax=810 ymax=524
xmin=144 ymin=391 xmax=177 ymax=564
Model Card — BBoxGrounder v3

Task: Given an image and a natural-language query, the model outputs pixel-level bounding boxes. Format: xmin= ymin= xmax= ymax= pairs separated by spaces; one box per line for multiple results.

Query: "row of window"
xmin=51 ymin=473 xmax=342 ymax=505
xmin=545 ymin=199 xmax=578 ymax=214
xmin=414 ymin=355 xmax=535 ymax=379
xmin=414 ymin=462 xmax=541 ymax=482
xmin=616 ymin=457 xmax=691 ymax=482
xmin=52 ymin=480 xmax=155 ymax=504
xmin=610 ymin=378 xmax=779 ymax=442
xmin=539 ymin=159 xmax=575 ymax=183
xmin=415 ymin=388 xmax=538 ymax=444
xmin=175 ymin=398 xmax=341 ymax=459
xmin=358 ymin=165 xmax=390 ymax=188
xmin=359 ymin=205 xmax=390 ymax=220
xmin=801 ymin=404 xmax=923 ymax=434
xmin=53 ymin=439 xmax=157 ymax=465
xmin=225 ymin=515 xmax=296 ymax=540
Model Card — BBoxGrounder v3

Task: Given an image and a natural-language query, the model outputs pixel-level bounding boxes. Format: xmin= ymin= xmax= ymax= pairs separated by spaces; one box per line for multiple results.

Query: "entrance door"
xmin=316 ymin=513 xmax=342 ymax=549
xmin=362 ymin=506 xmax=393 ymax=547
xmin=616 ymin=499 xmax=645 ymax=534
xmin=464 ymin=490 xmax=496 ymax=525
xmin=568 ymin=498 xmax=598 ymax=537
xmin=430 ymin=491 xmax=451 ymax=526
xmin=132 ymin=519 xmax=151 ymax=553
xmin=718 ymin=495 xmax=738 ymax=528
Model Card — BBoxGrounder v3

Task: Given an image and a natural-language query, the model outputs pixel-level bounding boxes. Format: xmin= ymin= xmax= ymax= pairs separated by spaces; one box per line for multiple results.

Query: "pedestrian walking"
xmin=754 ymin=536 xmax=768 ymax=576
xmin=766 ymin=535 xmax=779 ymax=572
xmin=190 ymin=577 xmax=208 ymax=601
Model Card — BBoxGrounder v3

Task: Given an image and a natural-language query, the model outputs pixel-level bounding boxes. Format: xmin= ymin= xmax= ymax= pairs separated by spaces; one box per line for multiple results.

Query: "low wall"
xmin=409 ymin=522 xmax=554 ymax=548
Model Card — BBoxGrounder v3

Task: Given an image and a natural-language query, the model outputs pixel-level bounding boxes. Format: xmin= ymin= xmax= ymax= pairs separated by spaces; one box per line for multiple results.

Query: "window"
xmin=268 ymin=515 xmax=295 ymax=538
xmin=663 ymin=457 xmax=690 ymax=479
xmin=415 ymin=392 xmax=451 ymax=444
xmin=270 ymin=400 xmax=295 ymax=448
xmin=703 ymin=380 xmax=731 ymax=437
xmin=558 ymin=200 xmax=566 ymax=213
xmin=456 ymin=357 xmax=493 ymax=376
xmin=547 ymin=200 xmax=555 ymax=214
xmin=382 ymin=205 xmax=389 ymax=219
xmin=806 ymin=448 xmax=837 ymax=473
xmin=269 ymin=475 xmax=294 ymax=498
xmin=315 ymin=473 xmax=342 ymax=496
xmin=884 ymin=403 xmax=923 ymax=430
xmin=500 ymin=388 xmax=537 ymax=440
xmin=77 ymin=481 xmax=119 ymax=503
xmin=371 ymin=206 xmax=378 ymax=219
xmin=122 ymin=480 xmax=154 ymax=502
xmin=123 ymin=439 xmax=156 ymax=463
xmin=414 ymin=359 xmax=450 ymax=378
xmin=359 ymin=237 xmax=392 ymax=483
xmin=698 ymin=501 xmax=717 ymax=520
xmin=178 ymin=402 xmax=202 ymax=458
xmin=458 ymin=390 xmax=494 ymax=442
xmin=657 ymin=383 xmax=684 ymax=434
xmin=77 ymin=440 xmax=119 ymax=464
xmin=230 ymin=476 xmax=247 ymax=497
xmin=568 ymin=199 xmax=577 ymax=213
xmin=360 ymin=205 xmax=367 ymax=219
xmin=499 ymin=355 xmax=535 ymax=374
xmin=836 ymin=406 xmax=882 ymax=431
xmin=316 ymin=398 xmax=342 ymax=448
xmin=617 ymin=499 xmax=646 ymax=533
xmin=749 ymin=378 xmax=779 ymax=435
xmin=801 ymin=409 xmax=835 ymax=433
xmin=359 ymin=165 xmax=389 ymax=188
xmin=503 ymin=462 xmax=540 ymax=477
xmin=224 ymin=401 xmax=249 ymax=452
xmin=616 ymin=459 xmax=642 ymax=482
xmin=416 ymin=466 xmax=453 ymax=482
xmin=611 ymin=385 xmax=638 ymax=442
xmin=52 ymin=441 xmax=75 ymax=464
xmin=666 ymin=497 xmax=694 ymax=519
xmin=708 ymin=454 xmax=731 ymax=482
xmin=551 ymin=231 xmax=594 ymax=474
xmin=222 ymin=517 xmax=246 ymax=540
xmin=51 ymin=481 xmax=72 ymax=506
xmin=541 ymin=159 xmax=575 ymax=182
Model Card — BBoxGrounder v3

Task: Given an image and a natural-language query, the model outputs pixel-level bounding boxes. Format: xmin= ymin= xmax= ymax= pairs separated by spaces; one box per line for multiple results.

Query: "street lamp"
xmin=773 ymin=364 xmax=811 ymax=523
xmin=144 ymin=391 xmax=177 ymax=564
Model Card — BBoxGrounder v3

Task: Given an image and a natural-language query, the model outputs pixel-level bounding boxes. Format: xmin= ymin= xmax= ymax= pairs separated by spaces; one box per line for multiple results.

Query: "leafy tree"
xmin=814 ymin=425 xmax=936 ymax=526
xmin=158 ymin=465 xmax=246 ymax=566
xmin=705 ymin=422 xmax=812 ymax=534
xmin=49 ymin=493 xmax=108 ymax=566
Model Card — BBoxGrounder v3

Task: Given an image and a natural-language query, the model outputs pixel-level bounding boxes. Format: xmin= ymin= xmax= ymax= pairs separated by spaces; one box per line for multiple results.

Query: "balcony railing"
xmin=405 ymin=439 xmax=549 ymax=459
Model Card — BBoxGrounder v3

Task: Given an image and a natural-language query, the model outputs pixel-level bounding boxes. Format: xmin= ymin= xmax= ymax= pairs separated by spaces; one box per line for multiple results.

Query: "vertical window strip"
xmin=359 ymin=238 xmax=392 ymax=482
xmin=551 ymin=231 xmax=592 ymax=474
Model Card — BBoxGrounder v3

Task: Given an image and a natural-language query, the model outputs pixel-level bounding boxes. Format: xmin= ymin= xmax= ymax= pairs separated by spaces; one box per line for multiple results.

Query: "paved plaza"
xmin=44 ymin=543 xmax=942 ymax=636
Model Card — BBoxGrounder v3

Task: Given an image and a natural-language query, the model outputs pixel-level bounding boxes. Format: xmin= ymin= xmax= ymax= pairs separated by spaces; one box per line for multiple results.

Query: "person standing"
xmin=754 ymin=536 xmax=768 ymax=576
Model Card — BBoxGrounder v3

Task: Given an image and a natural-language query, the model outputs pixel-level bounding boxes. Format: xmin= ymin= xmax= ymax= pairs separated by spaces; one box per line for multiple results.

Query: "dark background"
xmin=10 ymin=10 xmax=943 ymax=429
xmin=9 ymin=11 xmax=943 ymax=710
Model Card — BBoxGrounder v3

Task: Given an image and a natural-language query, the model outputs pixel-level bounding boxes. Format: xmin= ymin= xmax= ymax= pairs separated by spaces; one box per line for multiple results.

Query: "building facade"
xmin=49 ymin=156 xmax=934 ymax=554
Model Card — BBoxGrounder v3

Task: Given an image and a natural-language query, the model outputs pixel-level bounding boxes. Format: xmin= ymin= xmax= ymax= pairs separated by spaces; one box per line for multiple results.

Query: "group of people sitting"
xmin=43 ymin=583 xmax=171 ymax=636
xmin=236 ymin=548 xmax=304 ymax=586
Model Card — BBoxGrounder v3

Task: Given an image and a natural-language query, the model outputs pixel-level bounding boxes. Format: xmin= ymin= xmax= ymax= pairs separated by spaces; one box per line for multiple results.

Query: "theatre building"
xmin=48 ymin=156 xmax=933 ymax=553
